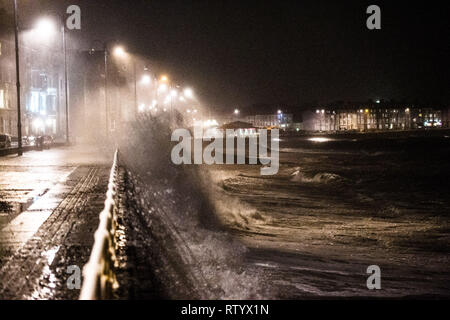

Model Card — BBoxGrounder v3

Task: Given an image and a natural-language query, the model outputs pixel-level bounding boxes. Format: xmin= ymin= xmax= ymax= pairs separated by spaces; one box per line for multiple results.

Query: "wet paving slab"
xmin=0 ymin=145 xmax=112 ymax=299
xmin=0 ymin=165 xmax=110 ymax=299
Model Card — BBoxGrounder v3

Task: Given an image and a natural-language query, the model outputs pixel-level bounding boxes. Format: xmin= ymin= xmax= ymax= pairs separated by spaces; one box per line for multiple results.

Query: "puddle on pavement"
xmin=0 ymin=188 xmax=50 ymax=229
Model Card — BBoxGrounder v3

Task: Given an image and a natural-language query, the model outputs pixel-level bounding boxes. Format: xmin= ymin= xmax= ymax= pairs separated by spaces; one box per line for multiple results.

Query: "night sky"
xmin=19 ymin=0 xmax=450 ymax=112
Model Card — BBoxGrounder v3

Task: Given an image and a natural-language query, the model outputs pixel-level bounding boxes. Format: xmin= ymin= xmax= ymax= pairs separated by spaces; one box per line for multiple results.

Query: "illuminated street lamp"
xmin=113 ymin=46 xmax=126 ymax=58
xmin=234 ymin=109 xmax=240 ymax=115
xmin=158 ymin=83 xmax=168 ymax=92
xmin=183 ymin=87 xmax=194 ymax=99
xmin=35 ymin=18 xmax=56 ymax=36
xmin=160 ymin=75 xmax=169 ymax=82
xmin=141 ymin=74 xmax=151 ymax=85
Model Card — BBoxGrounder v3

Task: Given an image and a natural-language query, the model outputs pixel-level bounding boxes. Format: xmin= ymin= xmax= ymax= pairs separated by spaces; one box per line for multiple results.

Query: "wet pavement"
xmin=0 ymin=145 xmax=112 ymax=299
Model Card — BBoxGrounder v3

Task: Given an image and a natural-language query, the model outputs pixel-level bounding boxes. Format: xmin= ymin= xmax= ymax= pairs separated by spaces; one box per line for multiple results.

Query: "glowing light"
xmin=160 ymin=75 xmax=168 ymax=82
xmin=113 ymin=46 xmax=126 ymax=58
xmin=203 ymin=119 xmax=218 ymax=127
xmin=140 ymin=75 xmax=151 ymax=85
xmin=179 ymin=96 xmax=186 ymax=102
xmin=33 ymin=118 xmax=44 ymax=131
xmin=278 ymin=110 xmax=282 ymax=114
xmin=35 ymin=18 xmax=56 ymax=36
xmin=365 ymin=109 xmax=369 ymax=113
xmin=170 ymin=89 xmax=178 ymax=97
xmin=234 ymin=109 xmax=239 ymax=115
xmin=183 ymin=88 xmax=194 ymax=99
xmin=308 ymin=137 xmax=332 ymax=143
xmin=138 ymin=104 xmax=146 ymax=112
xmin=158 ymin=83 xmax=168 ymax=92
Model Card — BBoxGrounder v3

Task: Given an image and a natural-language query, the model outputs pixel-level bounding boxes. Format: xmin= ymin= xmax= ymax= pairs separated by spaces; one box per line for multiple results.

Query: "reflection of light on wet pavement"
xmin=30 ymin=246 xmax=61 ymax=299
xmin=308 ymin=137 xmax=333 ymax=143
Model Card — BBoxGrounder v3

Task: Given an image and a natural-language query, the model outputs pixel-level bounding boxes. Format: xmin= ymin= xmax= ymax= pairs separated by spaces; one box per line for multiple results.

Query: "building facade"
xmin=0 ymin=5 xmax=66 ymax=139
xmin=244 ymin=113 xmax=294 ymax=130
xmin=302 ymin=104 xmax=446 ymax=132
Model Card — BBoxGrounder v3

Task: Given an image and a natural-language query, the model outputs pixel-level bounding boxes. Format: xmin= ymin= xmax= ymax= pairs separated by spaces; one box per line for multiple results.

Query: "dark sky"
xmin=20 ymin=0 xmax=450 ymax=112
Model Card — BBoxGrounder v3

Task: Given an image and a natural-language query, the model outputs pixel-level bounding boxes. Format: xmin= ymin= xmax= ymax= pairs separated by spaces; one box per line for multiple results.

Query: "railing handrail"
xmin=79 ymin=149 xmax=120 ymax=300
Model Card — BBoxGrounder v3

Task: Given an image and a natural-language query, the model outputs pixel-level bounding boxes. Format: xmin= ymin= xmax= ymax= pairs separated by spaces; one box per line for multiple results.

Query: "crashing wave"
xmin=291 ymin=169 xmax=342 ymax=184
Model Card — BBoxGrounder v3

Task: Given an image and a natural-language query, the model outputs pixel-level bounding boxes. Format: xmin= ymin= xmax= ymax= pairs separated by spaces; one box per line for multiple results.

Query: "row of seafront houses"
xmin=222 ymin=102 xmax=450 ymax=133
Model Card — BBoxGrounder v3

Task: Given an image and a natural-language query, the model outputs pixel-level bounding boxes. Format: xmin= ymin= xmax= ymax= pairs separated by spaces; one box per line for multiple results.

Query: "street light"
xmin=102 ymin=41 xmax=125 ymax=138
xmin=234 ymin=109 xmax=240 ymax=115
xmin=183 ymin=87 xmax=194 ymax=99
xmin=158 ymin=83 xmax=168 ymax=92
xmin=141 ymin=75 xmax=151 ymax=85
xmin=35 ymin=18 xmax=56 ymax=36
xmin=113 ymin=46 xmax=126 ymax=58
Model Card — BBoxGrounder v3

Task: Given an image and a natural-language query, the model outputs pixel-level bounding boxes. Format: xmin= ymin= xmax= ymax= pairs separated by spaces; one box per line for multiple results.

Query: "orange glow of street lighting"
xmin=160 ymin=75 xmax=169 ymax=82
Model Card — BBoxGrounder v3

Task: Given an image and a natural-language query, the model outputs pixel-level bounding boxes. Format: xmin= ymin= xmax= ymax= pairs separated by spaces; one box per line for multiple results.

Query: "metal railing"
xmin=79 ymin=149 xmax=120 ymax=300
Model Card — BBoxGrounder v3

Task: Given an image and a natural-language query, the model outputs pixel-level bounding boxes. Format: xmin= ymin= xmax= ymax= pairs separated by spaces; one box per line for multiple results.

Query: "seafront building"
xmin=302 ymin=103 xmax=445 ymax=132
xmin=234 ymin=102 xmax=448 ymax=133
xmin=0 ymin=6 xmax=66 ymax=139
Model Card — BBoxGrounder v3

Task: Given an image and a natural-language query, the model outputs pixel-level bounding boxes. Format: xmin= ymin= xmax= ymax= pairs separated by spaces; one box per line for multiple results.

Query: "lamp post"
xmin=103 ymin=43 xmax=122 ymax=139
xmin=13 ymin=0 xmax=22 ymax=156
xmin=104 ymin=44 xmax=108 ymax=138
xmin=61 ymin=20 xmax=70 ymax=144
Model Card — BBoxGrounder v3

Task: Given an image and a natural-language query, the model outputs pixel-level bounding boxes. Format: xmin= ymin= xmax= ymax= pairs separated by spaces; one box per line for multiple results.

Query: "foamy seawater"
xmin=207 ymin=132 xmax=450 ymax=298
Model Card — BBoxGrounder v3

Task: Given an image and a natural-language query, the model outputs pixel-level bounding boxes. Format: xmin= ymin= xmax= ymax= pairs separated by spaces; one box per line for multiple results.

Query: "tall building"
xmin=0 ymin=3 xmax=65 ymax=138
